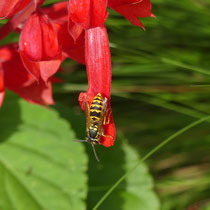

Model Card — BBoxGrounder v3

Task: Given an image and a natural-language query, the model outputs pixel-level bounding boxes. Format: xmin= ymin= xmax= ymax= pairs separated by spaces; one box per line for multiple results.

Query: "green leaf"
xmin=0 ymin=93 xmax=87 ymax=210
xmin=120 ymin=141 xmax=160 ymax=210
xmin=87 ymin=138 xmax=160 ymax=210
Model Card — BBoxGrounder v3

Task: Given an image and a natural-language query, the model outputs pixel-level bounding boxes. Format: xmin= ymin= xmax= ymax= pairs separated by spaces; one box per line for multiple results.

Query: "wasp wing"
xmin=96 ymin=97 xmax=108 ymax=136
xmin=82 ymin=94 xmax=92 ymax=131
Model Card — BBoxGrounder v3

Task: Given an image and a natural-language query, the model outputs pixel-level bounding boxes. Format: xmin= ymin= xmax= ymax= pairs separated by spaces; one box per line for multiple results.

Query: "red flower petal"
xmin=1 ymin=45 xmax=32 ymax=89
xmin=0 ymin=91 xmax=4 ymax=107
xmin=0 ymin=21 xmax=13 ymax=41
xmin=19 ymin=11 xmax=62 ymax=81
xmin=0 ymin=43 xmax=54 ymax=106
xmin=68 ymin=18 xmax=84 ymax=42
xmin=7 ymin=0 xmax=44 ymax=31
xmin=41 ymin=1 xmax=68 ymax=21
xmin=19 ymin=51 xmax=62 ymax=82
xmin=125 ymin=0 xmax=144 ymax=3
xmin=68 ymin=0 xmax=108 ymax=30
xmin=0 ymin=44 xmax=13 ymax=62
xmin=79 ymin=26 xmax=116 ymax=147
xmin=53 ymin=21 xmax=85 ymax=64
xmin=0 ymin=0 xmax=31 ymax=19
xmin=0 ymin=70 xmax=5 ymax=107
xmin=42 ymin=0 xmax=83 ymax=41
xmin=110 ymin=0 xmax=144 ymax=6
xmin=109 ymin=0 xmax=154 ymax=28
xmin=36 ymin=0 xmax=46 ymax=7
xmin=20 ymin=12 xmax=61 ymax=61
xmin=100 ymin=114 xmax=116 ymax=147
xmin=0 ymin=70 xmax=4 ymax=91
xmin=0 ymin=1 xmax=37 ymax=41
xmin=85 ymin=26 xmax=111 ymax=98
xmin=40 ymin=2 xmax=85 ymax=62
xmin=13 ymin=79 xmax=54 ymax=106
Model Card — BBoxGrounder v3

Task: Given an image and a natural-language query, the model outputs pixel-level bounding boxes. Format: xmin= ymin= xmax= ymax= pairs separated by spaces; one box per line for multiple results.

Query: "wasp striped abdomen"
xmin=85 ymin=93 xmax=106 ymax=144
xmin=89 ymin=93 xmax=103 ymax=121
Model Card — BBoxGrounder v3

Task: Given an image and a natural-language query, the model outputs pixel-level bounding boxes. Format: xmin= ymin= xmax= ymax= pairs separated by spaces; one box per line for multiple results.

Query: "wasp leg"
xmin=82 ymin=93 xmax=91 ymax=132
xmin=99 ymin=127 xmax=113 ymax=140
xmin=102 ymin=97 xmax=108 ymax=111
xmin=84 ymin=101 xmax=90 ymax=115
xmin=102 ymin=97 xmax=108 ymax=124
xmin=102 ymin=133 xmax=114 ymax=139
xmin=106 ymin=108 xmax=112 ymax=124
xmin=103 ymin=107 xmax=112 ymax=125
xmin=82 ymin=93 xmax=90 ymax=116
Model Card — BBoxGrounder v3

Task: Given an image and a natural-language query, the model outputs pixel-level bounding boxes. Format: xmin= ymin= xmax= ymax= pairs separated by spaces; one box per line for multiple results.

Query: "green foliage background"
xmin=1 ymin=0 xmax=210 ymax=209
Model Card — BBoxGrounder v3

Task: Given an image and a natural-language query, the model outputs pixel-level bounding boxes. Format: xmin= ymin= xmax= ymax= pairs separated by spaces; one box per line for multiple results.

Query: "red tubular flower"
xmin=68 ymin=0 xmax=108 ymax=41
xmin=19 ymin=11 xmax=62 ymax=82
xmin=68 ymin=0 xmax=115 ymax=146
xmin=0 ymin=44 xmax=54 ymax=106
xmin=108 ymin=0 xmax=155 ymax=28
xmin=69 ymin=0 xmax=108 ymax=29
xmin=79 ymin=26 xmax=116 ymax=147
xmin=68 ymin=0 xmax=154 ymax=147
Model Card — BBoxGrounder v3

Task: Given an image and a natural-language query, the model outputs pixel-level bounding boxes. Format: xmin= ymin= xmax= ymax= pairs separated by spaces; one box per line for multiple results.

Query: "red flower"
xmin=0 ymin=44 xmax=54 ymax=107
xmin=53 ymin=21 xmax=85 ymax=64
xmin=108 ymin=0 xmax=155 ymax=28
xmin=68 ymin=0 xmax=108 ymax=30
xmin=42 ymin=2 xmax=85 ymax=64
xmin=68 ymin=0 xmax=115 ymax=146
xmin=0 ymin=0 xmax=154 ymax=148
xmin=79 ymin=25 xmax=116 ymax=147
xmin=0 ymin=1 xmax=86 ymax=107
xmin=68 ymin=0 xmax=108 ymax=42
xmin=19 ymin=11 xmax=62 ymax=82
xmin=68 ymin=0 xmax=154 ymax=38
xmin=68 ymin=0 xmax=154 ymax=147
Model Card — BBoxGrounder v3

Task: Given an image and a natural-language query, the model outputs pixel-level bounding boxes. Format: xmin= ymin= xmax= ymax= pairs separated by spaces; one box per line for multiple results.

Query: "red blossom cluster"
xmin=0 ymin=0 xmax=154 ymax=146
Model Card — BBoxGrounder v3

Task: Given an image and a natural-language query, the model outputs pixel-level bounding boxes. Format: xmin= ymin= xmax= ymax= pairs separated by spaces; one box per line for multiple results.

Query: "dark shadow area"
xmin=0 ymin=91 xmax=21 ymax=143
xmin=53 ymin=101 xmax=86 ymax=140
xmin=86 ymin=139 xmax=126 ymax=210
xmin=112 ymin=93 xmax=210 ymax=209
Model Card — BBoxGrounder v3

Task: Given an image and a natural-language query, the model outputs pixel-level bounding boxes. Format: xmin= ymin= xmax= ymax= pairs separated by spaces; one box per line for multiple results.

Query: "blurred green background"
xmin=1 ymin=0 xmax=210 ymax=209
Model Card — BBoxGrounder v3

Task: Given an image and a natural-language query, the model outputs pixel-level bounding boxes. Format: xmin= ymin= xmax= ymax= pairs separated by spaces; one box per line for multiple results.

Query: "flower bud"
xmin=19 ymin=11 xmax=62 ymax=82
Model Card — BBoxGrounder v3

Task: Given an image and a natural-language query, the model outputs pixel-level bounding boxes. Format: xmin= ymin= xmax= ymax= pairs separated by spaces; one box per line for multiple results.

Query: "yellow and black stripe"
xmin=89 ymin=123 xmax=99 ymax=138
xmin=90 ymin=93 xmax=103 ymax=121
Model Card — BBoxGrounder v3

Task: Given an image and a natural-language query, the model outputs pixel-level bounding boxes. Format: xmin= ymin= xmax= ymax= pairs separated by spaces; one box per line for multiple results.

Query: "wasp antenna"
xmin=92 ymin=144 xmax=100 ymax=162
xmin=72 ymin=140 xmax=87 ymax=142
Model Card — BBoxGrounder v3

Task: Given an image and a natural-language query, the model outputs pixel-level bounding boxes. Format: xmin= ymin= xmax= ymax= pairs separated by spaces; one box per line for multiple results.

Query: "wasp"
xmin=74 ymin=93 xmax=113 ymax=161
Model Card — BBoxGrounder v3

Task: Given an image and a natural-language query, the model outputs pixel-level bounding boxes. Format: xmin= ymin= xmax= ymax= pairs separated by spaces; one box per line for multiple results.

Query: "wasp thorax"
xmin=88 ymin=122 xmax=99 ymax=139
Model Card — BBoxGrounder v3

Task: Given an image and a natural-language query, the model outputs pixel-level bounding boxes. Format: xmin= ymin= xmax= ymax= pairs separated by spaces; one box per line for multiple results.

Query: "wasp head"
xmin=86 ymin=136 xmax=98 ymax=145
